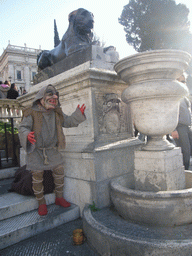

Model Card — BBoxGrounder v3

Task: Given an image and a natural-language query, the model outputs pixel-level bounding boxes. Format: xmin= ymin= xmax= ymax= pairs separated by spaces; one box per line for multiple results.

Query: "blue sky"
xmin=1 ymin=0 xmax=192 ymax=59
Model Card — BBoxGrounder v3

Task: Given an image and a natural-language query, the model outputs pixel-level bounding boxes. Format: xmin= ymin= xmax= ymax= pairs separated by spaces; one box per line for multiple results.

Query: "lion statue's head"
xmin=63 ymin=8 xmax=94 ymax=43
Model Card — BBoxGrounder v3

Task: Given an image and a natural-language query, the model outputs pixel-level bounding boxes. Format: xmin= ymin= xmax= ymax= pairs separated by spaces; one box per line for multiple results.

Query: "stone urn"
xmin=114 ymin=49 xmax=190 ymax=151
xmin=111 ymin=49 xmax=192 ymax=226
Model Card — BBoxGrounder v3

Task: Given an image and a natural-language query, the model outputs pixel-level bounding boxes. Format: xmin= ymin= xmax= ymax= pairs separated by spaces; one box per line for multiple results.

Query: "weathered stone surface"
xmin=134 ymin=147 xmax=186 ymax=191
xmin=111 ymin=172 xmax=192 ymax=226
xmin=63 ymin=139 xmax=141 ymax=213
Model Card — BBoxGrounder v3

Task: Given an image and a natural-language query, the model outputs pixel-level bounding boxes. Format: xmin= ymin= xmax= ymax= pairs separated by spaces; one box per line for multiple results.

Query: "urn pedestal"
xmin=134 ymin=147 xmax=185 ymax=191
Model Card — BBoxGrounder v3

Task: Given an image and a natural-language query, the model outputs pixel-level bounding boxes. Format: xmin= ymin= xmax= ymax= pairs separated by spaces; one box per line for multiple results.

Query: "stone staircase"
xmin=0 ymin=167 xmax=80 ymax=250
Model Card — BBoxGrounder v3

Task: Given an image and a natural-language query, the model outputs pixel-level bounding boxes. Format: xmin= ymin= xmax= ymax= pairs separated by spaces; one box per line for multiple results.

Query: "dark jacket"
xmin=178 ymin=97 xmax=191 ymax=126
xmin=7 ymin=88 xmax=19 ymax=99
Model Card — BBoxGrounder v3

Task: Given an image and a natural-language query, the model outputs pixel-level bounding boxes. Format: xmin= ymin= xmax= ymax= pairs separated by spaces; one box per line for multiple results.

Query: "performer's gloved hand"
xmin=77 ymin=104 xmax=86 ymax=115
xmin=27 ymin=131 xmax=36 ymax=144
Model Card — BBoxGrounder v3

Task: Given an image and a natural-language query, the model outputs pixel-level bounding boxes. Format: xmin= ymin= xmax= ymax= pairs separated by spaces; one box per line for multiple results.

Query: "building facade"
xmin=0 ymin=43 xmax=41 ymax=94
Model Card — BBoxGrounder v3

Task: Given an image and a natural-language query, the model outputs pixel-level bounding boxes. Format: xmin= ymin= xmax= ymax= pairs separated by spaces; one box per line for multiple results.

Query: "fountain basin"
xmin=111 ymin=171 xmax=192 ymax=226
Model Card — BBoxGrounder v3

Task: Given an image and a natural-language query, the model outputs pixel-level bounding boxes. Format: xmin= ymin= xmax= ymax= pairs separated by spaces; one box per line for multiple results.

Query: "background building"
xmin=0 ymin=42 xmax=41 ymax=95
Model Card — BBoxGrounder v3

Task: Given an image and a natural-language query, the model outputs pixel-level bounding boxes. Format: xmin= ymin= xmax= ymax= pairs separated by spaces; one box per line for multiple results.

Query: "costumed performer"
xmin=19 ymin=84 xmax=86 ymax=215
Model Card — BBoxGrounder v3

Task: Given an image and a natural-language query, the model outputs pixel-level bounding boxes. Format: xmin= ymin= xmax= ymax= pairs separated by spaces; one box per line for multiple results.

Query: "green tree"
xmin=119 ymin=0 xmax=191 ymax=52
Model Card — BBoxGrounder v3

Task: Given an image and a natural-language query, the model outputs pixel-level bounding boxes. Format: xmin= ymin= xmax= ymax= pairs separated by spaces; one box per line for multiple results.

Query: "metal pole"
xmin=4 ymin=123 xmax=8 ymax=162
xmin=11 ymin=118 xmax=17 ymax=166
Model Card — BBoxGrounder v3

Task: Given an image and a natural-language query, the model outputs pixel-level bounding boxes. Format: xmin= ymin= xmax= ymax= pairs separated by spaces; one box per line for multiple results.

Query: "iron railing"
xmin=0 ymin=99 xmax=23 ymax=168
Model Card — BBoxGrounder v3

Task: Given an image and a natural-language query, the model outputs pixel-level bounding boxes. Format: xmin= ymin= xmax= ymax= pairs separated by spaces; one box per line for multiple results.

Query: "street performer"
xmin=19 ymin=84 xmax=86 ymax=216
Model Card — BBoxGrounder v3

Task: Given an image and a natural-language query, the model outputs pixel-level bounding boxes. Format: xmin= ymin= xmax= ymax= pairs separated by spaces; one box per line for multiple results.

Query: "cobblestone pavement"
xmin=0 ymin=218 xmax=99 ymax=256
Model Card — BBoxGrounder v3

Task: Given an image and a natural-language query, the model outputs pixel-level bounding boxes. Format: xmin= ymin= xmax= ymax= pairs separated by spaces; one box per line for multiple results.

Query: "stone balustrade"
xmin=0 ymin=99 xmax=23 ymax=122
xmin=5 ymin=44 xmax=41 ymax=54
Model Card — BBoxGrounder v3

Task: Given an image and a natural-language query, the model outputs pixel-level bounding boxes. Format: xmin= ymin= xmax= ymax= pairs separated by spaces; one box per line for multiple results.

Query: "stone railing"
xmin=0 ymin=99 xmax=23 ymax=125
xmin=5 ymin=44 xmax=41 ymax=54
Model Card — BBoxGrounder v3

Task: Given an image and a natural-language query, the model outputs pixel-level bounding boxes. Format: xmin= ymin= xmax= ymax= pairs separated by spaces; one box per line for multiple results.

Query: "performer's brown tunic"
xmin=19 ymin=86 xmax=86 ymax=171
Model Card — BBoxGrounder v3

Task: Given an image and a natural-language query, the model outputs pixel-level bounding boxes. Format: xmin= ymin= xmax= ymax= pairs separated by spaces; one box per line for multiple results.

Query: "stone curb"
xmin=82 ymin=205 xmax=192 ymax=256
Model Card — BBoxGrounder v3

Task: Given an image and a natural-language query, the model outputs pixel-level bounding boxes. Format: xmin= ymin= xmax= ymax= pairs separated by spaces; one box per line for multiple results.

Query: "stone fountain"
xmin=83 ymin=49 xmax=192 ymax=255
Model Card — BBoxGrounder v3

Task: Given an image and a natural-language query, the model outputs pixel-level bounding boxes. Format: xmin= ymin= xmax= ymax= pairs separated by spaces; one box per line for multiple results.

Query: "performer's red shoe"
xmin=55 ymin=197 xmax=71 ymax=207
xmin=38 ymin=204 xmax=48 ymax=216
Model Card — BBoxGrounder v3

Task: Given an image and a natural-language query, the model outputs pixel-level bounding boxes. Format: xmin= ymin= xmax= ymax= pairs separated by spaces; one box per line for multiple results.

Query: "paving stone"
xmin=0 ymin=218 xmax=98 ymax=256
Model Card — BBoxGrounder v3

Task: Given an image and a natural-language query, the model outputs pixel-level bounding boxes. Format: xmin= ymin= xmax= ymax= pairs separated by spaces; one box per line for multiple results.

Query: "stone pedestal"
xmin=18 ymin=49 xmax=142 ymax=213
xmin=64 ymin=138 xmax=141 ymax=212
xmin=134 ymin=147 xmax=185 ymax=191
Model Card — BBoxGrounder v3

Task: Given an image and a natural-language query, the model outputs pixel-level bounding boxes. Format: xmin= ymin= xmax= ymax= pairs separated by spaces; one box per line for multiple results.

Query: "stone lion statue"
xmin=37 ymin=8 xmax=94 ymax=70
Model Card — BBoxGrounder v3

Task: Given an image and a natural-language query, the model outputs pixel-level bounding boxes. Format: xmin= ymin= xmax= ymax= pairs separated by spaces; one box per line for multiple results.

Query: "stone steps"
xmin=0 ymin=177 xmax=14 ymax=195
xmin=0 ymin=167 xmax=18 ymax=179
xmin=0 ymin=192 xmax=55 ymax=221
xmin=0 ymin=168 xmax=80 ymax=250
xmin=0 ymin=167 xmax=18 ymax=196
xmin=0 ymin=203 xmax=80 ymax=250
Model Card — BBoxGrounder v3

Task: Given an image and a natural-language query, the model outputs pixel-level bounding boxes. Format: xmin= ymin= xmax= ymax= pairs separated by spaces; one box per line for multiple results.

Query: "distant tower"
xmin=54 ymin=19 xmax=60 ymax=48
